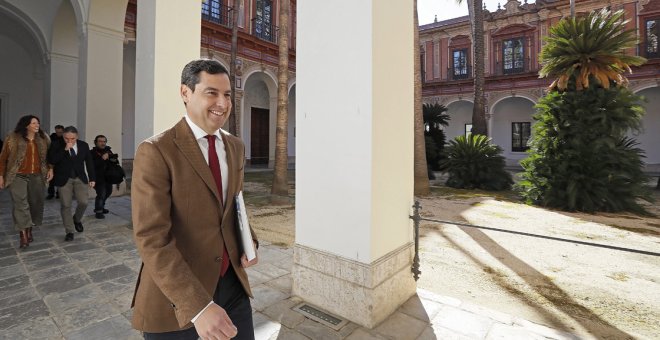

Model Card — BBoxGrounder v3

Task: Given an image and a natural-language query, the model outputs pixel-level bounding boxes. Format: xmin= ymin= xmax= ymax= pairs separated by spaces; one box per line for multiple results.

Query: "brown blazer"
xmin=130 ymin=118 xmax=257 ymax=333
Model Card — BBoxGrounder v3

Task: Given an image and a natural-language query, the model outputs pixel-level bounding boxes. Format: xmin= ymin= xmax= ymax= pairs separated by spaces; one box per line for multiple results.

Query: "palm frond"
xmin=539 ymin=9 xmax=646 ymax=91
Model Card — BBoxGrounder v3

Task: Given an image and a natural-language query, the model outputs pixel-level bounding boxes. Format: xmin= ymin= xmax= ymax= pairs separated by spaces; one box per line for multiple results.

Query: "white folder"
xmin=235 ymin=191 xmax=256 ymax=261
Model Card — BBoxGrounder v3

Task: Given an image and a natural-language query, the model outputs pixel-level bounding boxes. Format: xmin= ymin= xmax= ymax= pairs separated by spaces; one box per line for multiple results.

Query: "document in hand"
xmin=235 ymin=191 xmax=257 ymax=261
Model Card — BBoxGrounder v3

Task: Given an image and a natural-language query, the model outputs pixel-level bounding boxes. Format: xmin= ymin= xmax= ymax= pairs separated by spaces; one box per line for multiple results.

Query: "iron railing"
xmin=448 ymin=65 xmax=472 ymax=80
xmin=202 ymin=3 xmax=233 ymax=28
xmin=251 ymin=17 xmax=278 ymax=43
xmin=409 ymin=201 xmax=660 ymax=281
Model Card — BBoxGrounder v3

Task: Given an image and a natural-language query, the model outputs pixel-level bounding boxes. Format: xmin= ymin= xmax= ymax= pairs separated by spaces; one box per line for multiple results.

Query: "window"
xmin=254 ymin=0 xmax=274 ymax=42
xmin=503 ymin=38 xmax=524 ymax=74
xmin=512 ymin=122 xmax=531 ymax=152
xmin=452 ymin=49 xmax=469 ymax=79
xmin=465 ymin=124 xmax=473 ymax=138
xmin=202 ymin=0 xmax=226 ymax=25
xmin=646 ymin=19 xmax=659 ymax=58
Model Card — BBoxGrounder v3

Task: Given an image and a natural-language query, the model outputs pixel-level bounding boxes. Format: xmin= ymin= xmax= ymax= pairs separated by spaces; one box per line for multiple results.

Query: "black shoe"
xmin=95 ymin=213 xmax=105 ymax=219
xmin=74 ymin=221 xmax=84 ymax=232
xmin=65 ymin=233 xmax=74 ymax=241
xmin=102 ymin=209 xmax=109 ymax=214
xmin=46 ymin=194 xmax=54 ymax=200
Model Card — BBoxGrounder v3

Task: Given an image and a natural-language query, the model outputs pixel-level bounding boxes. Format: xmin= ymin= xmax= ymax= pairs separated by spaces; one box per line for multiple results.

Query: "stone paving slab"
xmin=0 ymin=191 xmax=584 ymax=339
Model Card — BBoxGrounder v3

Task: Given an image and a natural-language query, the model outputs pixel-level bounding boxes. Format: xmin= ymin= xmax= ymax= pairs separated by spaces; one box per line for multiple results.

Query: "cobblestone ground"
xmin=0 ymin=190 xmax=581 ymax=339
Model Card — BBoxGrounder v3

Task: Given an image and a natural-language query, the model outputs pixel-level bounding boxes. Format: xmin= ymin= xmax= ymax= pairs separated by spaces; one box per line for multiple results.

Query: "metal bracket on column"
xmin=410 ymin=201 xmax=422 ymax=281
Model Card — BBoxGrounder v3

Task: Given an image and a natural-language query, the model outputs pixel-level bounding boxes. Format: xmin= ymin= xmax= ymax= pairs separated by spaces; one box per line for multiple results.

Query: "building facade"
xmin=0 ymin=0 xmax=296 ymax=167
xmin=420 ymin=0 xmax=660 ymax=167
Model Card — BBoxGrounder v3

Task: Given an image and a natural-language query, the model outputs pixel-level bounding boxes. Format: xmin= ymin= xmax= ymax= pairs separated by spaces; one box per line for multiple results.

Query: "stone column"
xmin=49 ymin=53 xmax=79 ymax=129
xmin=134 ymin=0 xmax=201 ymax=146
xmin=294 ymin=0 xmax=416 ymax=329
xmin=79 ymin=21 xmax=125 ymax=158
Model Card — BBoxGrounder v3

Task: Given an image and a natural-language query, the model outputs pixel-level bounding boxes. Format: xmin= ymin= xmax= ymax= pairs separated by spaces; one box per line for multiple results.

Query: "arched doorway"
xmin=242 ymin=70 xmax=277 ymax=166
xmin=634 ymin=86 xmax=660 ymax=165
xmin=444 ymin=100 xmax=473 ymax=141
xmin=490 ymin=96 xmax=536 ymax=166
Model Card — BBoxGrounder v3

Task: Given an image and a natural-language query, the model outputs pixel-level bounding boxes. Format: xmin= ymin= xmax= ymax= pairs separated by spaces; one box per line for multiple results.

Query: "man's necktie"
xmin=69 ymin=148 xmax=77 ymax=178
xmin=205 ymin=135 xmax=230 ymax=277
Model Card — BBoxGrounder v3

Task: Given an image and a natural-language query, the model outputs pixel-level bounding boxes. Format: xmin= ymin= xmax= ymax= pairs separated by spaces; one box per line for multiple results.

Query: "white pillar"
xmin=134 ymin=0 xmax=201 ymax=146
xmin=49 ymin=53 xmax=79 ymax=129
xmin=79 ymin=22 xmax=125 ymax=158
xmin=294 ymin=0 xmax=416 ymax=328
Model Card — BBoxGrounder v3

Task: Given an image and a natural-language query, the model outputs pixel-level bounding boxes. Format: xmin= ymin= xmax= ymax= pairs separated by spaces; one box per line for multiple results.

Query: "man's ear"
xmin=180 ymin=84 xmax=190 ymax=103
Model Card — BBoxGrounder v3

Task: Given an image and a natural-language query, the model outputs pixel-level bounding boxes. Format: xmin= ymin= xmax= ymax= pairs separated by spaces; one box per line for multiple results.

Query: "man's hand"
xmin=65 ymin=142 xmax=74 ymax=151
xmin=89 ymin=181 xmax=95 ymax=188
xmin=240 ymin=241 xmax=259 ymax=268
xmin=46 ymin=169 xmax=53 ymax=182
xmin=102 ymin=153 xmax=109 ymax=160
xmin=194 ymin=303 xmax=237 ymax=340
xmin=0 ymin=176 xmax=4 ymax=189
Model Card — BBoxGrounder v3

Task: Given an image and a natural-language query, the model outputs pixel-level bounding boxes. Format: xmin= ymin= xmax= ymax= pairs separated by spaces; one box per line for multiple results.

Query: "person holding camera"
xmin=91 ymin=135 xmax=116 ymax=219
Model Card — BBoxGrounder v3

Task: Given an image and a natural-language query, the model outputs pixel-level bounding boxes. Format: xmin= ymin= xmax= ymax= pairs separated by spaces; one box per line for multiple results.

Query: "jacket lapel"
xmin=173 ymin=119 xmax=224 ymax=206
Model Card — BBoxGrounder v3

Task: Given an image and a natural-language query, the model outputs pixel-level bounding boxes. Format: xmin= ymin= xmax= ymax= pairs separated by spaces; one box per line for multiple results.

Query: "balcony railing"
xmin=448 ymin=65 xmax=472 ymax=80
xmin=251 ymin=17 xmax=278 ymax=44
xmin=638 ymin=42 xmax=660 ymax=59
xmin=202 ymin=5 xmax=233 ymax=28
xmin=494 ymin=57 xmax=532 ymax=76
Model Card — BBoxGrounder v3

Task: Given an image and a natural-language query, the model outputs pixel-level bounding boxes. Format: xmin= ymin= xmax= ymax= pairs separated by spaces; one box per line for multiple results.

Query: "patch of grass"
xmin=428 ymin=185 xmax=521 ymax=202
xmin=609 ymin=224 xmax=660 ymax=236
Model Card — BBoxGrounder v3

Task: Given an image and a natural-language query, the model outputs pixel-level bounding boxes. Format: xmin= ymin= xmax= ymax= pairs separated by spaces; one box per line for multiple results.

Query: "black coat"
xmin=91 ymin=146 xmax=115 ymax=185
xmin=48 ymin=139 xmax=96 ymax=187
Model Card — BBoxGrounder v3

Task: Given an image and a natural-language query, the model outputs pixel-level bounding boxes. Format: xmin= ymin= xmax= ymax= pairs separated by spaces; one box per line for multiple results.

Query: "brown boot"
xmin=19 ymin=230 xmax=29 ymax=249
xmin=26 ymin=227 xmax=34 ymax=243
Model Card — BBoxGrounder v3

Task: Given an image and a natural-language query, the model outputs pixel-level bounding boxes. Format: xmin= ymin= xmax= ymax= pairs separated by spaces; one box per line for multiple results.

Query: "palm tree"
xmin=540 ymin=9 xmax=645 ymax=91
xmin=414 ymin=0 xmax=431 ymax=196
xmin=229 ymin=0 xmax=241 ymax=135
xmin=456 ymin=0 xmax=487 ymax=136
xmin=271 ymin=0 xmax=290 ymax=196
xmin=519 ymin=9 xmax=650 ymax=213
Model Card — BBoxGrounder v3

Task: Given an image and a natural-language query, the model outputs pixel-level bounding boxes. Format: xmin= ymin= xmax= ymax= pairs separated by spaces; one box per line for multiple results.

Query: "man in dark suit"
xmin=131 ymin=59 xmax=258 ymax=340
xmin=46 ymin=124 xmax=64 ymax=199
xmin=47 ymin=126 xmax=95 ymax=241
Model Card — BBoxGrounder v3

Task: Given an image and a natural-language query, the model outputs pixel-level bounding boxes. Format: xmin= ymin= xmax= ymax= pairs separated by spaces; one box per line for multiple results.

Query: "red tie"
xmin=205 ymin=135 xmax=230 ymax=277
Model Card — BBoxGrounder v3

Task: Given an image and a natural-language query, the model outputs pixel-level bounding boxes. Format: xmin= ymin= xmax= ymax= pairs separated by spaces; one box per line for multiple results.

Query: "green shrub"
xmin=518 ymin=82 xmax=652 ymax=213
xmin=440 ymin=134 xmax=513 ymax=190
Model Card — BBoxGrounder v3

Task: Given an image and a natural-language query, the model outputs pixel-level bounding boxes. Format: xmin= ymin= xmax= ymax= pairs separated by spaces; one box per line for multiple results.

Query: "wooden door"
xmin=250 ymin=107 xmax=269 ymax=165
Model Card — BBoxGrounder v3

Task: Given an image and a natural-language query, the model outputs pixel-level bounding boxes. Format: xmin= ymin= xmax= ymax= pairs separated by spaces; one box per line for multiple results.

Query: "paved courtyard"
xmin=0 ymin=190 xmax=581 ymax=339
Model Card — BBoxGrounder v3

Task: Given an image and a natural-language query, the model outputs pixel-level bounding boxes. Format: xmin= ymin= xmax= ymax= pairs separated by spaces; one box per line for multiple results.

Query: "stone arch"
xmin=0 ymin=5 xmax=48 ymax=136
xmin=633 ymin=86 xmax=660 ymax=164
xmin=242 ymin=70 xmax=278 ymax=166
xmin=490 ymin=96 xmax=536 ymax=166
xmin=444 ymin=100 xmax=474 ymax=141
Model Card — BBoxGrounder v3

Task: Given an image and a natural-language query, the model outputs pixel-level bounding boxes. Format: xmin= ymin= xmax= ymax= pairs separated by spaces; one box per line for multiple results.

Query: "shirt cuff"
xmin=191 ymin=301 xmax=215 ymax=323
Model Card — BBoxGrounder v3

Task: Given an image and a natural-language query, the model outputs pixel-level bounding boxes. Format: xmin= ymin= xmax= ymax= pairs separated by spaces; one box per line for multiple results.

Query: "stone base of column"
xmin=292 ymin=242 xmax=417 ymax=329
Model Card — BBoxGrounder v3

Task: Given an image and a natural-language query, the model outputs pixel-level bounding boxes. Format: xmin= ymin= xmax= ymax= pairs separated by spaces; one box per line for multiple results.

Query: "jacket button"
xmin=214 ymin=256 xmax=222 ymax=262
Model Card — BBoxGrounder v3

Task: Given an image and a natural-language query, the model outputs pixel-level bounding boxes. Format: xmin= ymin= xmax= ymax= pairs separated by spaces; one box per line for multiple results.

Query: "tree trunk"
xmin=470 ymin=0 xmax=487 ymax=136
xmin=271 ymin=0 xmax=290 ymax=196
xmin=414 ymin=0 xmax=431 ymax=196
xmin=229 ymin=0 xmax=241 ymax=135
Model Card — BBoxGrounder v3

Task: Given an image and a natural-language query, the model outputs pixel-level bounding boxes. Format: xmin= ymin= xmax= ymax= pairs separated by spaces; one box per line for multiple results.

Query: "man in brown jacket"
xmin=131 ymin=59 xmax=258 ymax=340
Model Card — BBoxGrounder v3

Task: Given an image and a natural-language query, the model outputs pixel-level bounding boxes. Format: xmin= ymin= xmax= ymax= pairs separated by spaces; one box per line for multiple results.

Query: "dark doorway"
xmin=250 ymin=107 xmax=269 ymax=165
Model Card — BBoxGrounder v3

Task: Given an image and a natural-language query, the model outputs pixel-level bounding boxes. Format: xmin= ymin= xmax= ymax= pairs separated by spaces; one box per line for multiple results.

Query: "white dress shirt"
xmin=184 ymin=115 xmax=229 ymax=205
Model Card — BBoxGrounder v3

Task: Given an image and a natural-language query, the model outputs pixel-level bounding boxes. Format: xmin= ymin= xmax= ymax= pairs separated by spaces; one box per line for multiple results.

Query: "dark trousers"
xmin=94 ymin=182 xmax=113 ymax=212
xmin=47 ymin=181 xmax=58 ymax=197
xmin=143 ymin=266 xmax=255 ymax=340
